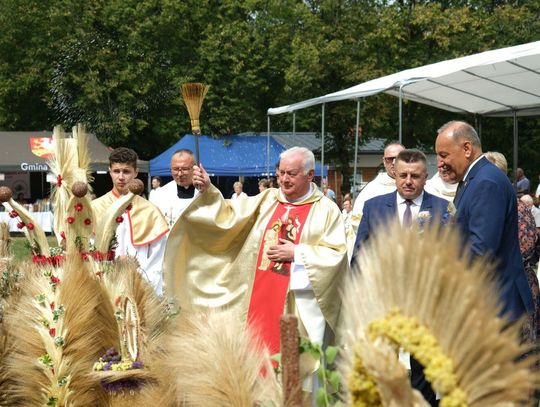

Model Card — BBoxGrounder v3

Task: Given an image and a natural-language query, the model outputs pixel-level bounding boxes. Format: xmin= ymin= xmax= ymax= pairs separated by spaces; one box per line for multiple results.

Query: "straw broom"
xmin=181 ymin=83 xmax=209 ymax=163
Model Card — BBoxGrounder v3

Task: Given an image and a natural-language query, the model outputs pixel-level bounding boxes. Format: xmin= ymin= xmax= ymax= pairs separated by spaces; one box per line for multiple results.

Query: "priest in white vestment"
xmin=155 ymin=149 xmax=199 ymax=227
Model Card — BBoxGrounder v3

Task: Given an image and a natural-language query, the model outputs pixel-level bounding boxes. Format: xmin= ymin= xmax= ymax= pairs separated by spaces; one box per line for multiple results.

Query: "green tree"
xmin=48 ymin=0 xmax=204 ymax=157
xmin=0 ymin=0 xmax=61 ymax=130
xmin=0 ymin=0 xmax=538 ymax=180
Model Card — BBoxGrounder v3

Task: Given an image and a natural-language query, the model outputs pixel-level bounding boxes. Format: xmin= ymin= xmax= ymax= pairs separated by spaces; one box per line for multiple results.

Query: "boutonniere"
xmin=417 ymin=211 xmax=432 ymax=226
xmin=441 ymin=202 xmax=457 ymax=225
xmin=446 ymin=202 xmax=456 ymax=217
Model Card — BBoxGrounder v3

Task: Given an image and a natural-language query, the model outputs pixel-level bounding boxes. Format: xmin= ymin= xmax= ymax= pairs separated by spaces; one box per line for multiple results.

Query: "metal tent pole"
xmin=478 ymin=116 xmax=482 ymax=142
xmin=267 ymin=116 xmax=271 ymax=178
xmin=292 ymin=112 xmax=296 ymax=137
xmin=474 ymin=115 xmax=483 ymax=143
xmin=353 ymin=99 xmax=361 ymax=197
xmin=398 ymin=83 xmax=405 ymax=144
xmin=513 ymin=111 xmax=518 ymax=188
xmin=321 ymin=103 xmax=325 ymax=187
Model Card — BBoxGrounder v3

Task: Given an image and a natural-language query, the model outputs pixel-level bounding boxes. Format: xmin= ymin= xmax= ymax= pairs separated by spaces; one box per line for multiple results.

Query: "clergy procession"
xmin=0 ymin=116 xmax=538 ymax=407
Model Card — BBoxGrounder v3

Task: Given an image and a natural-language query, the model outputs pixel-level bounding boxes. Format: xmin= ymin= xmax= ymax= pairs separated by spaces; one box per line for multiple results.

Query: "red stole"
xmin=247 ymin=201 xmax=313 ymax=356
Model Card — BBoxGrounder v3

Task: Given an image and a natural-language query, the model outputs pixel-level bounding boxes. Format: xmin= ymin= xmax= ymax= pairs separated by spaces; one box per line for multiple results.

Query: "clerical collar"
xmin=177 ymin=184 xmax=195 ymax=199
xmin=279 ymin=184 xmax=313 ymax=203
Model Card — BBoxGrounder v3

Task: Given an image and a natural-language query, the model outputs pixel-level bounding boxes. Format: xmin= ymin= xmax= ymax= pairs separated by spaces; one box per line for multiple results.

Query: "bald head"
xmin=170 ymin=149 xmax=196 ymax=187
xmin=438 ymin=121 xmax=482 ymax=148
xmin=383 ymin=142 xmax=405 ymax=179
xmin=435 ymin=121 xmax=483 ymax=183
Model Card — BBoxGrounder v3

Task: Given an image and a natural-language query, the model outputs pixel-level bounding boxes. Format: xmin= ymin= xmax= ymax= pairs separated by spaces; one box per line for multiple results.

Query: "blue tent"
xmin=149 ymin=134 xmax=327 ymax=177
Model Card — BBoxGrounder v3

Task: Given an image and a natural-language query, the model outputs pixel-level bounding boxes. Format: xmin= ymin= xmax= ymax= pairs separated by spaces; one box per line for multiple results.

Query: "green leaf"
xmin=299 ymin=336 xmax=311 ymax=353
xmin=325 ymin=346 xmax=338 ymax=365
xmin=54 ymin=336 xmax=65 ymax=347
xmin=38 ymin=353 xmax=53 ymax=367
xmin=309 ymin=347 xmax=322 ymax=360
xmin=328 ymin=370 xmax=341 ymax=392
xmin=315 ymin=387 xmax=328 ymax=407
xmin=316 ymin=365 xmax=325 ymax=382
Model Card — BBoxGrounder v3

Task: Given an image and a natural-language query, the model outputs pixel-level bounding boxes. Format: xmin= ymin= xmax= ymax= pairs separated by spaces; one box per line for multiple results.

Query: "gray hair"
xmin=280 ymin=147 xmax=315 ymax=175
xmin=438 ymin=121 xmax=481 ymax=148
xmin=485 ymin=151 xmax=508 ymax=173
xmin=171 ymin=149 xmax=195 ymax=163
xmin=520 ymin=194 xmax=534 ymax=207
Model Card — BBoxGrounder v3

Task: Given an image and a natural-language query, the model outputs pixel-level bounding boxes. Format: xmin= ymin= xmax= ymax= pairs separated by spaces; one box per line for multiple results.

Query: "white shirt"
xmin=231 ymin=191 xmax=247 ymax=200
xmin=462 ymin=155 xmax=485 ymax=182
xmin=115 ymin=213 xmax=167 ymax=295
xmin=148 ymin=187 xmax=161 ymax=205
xmin=396 ymin=192 xmax=423 ymax=226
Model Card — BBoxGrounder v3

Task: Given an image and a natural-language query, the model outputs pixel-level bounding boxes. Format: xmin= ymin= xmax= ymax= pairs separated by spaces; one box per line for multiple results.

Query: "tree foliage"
xmin=0 ymin=0 xmax=539 ymax=188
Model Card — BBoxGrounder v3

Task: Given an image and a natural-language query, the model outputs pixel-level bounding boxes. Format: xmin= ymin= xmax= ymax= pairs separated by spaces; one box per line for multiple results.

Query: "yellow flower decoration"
xmin=349 ymin=307 xmax=468 ymax=407
xmin=349 ymin=345 xmax=382 ymax=407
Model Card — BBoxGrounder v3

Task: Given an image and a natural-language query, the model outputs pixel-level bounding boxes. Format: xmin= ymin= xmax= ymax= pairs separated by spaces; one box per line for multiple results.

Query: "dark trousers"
xmin=410 ymin=356 xmax=438 ymax=406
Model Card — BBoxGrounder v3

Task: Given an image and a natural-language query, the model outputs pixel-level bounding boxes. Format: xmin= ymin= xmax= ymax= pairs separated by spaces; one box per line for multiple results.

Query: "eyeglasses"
xmin=172 ymin=166 xmax=193 ymax=174
xmin=383 ymin=157 xmax=397 ymax=164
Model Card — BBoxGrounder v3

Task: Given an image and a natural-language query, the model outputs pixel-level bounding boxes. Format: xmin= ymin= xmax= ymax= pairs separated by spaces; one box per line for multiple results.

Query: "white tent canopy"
xmin=267 ymin=41 xmax=540 ymax=191
xmin=267 ymin=41 xmax=540 ymax=117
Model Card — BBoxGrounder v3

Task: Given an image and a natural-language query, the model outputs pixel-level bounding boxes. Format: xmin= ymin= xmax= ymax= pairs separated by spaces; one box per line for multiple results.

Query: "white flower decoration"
xmin=417 ymin=211 xmax=432 ymax=220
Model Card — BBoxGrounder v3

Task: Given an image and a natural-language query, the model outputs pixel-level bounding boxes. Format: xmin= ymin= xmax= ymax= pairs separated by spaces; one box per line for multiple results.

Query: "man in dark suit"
xmin=352 ymin=149 xmax=450 ymax=407
xmin=435 ymin=120 xmax=533 ymax=321
xmin=354 ymin=149 xmax=450 ymax=249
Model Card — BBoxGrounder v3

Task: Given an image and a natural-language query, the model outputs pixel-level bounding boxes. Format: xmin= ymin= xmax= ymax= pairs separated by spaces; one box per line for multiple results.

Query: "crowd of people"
xmin=91 ymin=120 xmax=538 ymax=405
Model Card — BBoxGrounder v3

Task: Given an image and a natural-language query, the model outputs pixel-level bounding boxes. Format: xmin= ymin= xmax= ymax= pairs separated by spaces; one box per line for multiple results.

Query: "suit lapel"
xmin=385 ymin=191 xmax=398 ymax=217
xmin=374 ymin=191 xmax=398 ymax=225
xmin=454 ymin=156 xmax=488 ymax=208
xmin=420 ymin=192 xmax=431 ymax=212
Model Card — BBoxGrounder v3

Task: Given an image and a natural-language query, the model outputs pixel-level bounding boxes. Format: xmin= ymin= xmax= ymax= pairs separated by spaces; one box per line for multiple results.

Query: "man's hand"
xmin=192 ymin=163 xmax=211 ymax=192
xmin=267 ymin=238 xmax=295 ymax=262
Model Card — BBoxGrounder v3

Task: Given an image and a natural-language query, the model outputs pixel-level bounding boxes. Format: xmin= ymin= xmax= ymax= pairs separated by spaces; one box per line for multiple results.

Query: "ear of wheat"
xmin=341 ymin=222 xmax=538 ymax=406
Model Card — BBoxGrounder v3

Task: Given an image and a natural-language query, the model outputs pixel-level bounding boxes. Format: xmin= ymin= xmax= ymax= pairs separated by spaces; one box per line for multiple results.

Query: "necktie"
xmin=403 ymin=199 xmax=413 ymax=228
xmin=454 ymin=180 xmax=464 ymax=203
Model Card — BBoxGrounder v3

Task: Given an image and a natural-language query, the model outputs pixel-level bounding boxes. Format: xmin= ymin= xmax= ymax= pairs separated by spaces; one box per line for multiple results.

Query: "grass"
xmin=10 ymin=234 xmax=58 ymax=263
